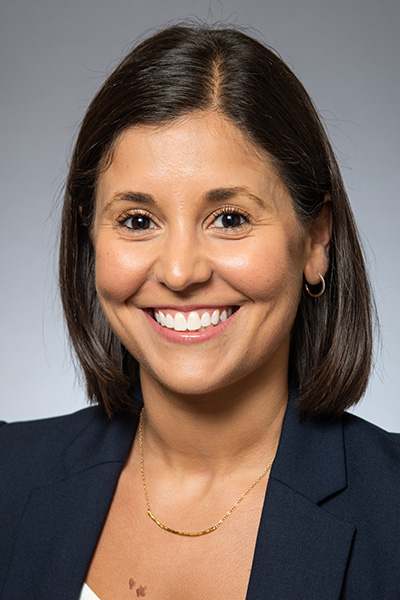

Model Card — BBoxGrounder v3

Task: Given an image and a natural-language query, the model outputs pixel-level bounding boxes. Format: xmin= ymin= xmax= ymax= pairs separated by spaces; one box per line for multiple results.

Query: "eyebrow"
xmin=204 ymin=187 xmax=268 ymax=209
xmin=103 ymin=191 xmax=154 ymax=213
xmin=103 ymin=187 xmax=269 ymax=212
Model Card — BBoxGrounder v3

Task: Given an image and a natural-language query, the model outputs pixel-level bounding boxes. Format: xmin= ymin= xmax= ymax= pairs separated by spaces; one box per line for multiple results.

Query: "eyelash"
xmin=116 ymin=206 xmax=252 ymax=232
xmin=211 ymin=206 xmax=251 ymax=229
xmin=116 ymin=210 xmax=156 ymax=231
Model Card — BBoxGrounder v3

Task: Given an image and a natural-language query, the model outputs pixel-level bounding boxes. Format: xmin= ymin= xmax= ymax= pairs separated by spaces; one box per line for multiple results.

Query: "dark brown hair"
xmin=60 ymin=24 xmax=373 ymax=417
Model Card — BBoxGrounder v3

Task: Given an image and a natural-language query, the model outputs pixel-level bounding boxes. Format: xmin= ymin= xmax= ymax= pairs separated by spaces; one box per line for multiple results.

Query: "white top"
xmin=79 ymin=583 xmax=101 ymax=600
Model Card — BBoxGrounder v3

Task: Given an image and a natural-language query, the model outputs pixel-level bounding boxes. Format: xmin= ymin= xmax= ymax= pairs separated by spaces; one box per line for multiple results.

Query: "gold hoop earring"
xmin=305 ymin=272 xmax=325 ymax=298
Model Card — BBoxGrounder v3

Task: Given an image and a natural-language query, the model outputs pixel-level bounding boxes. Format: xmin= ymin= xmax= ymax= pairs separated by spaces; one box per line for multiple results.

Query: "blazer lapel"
xmin=246 ymin=397 xmax=355 ymax=600
xmin=3 ymin=410 xmax=138 ymax=600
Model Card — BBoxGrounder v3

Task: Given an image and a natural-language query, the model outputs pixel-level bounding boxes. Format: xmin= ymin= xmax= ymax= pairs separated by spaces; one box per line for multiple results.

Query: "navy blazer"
xmin=1 ymin=396 xmax=400 ymax=599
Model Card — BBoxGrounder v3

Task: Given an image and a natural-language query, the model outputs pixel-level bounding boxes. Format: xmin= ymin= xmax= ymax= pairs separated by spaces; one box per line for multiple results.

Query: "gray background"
xmin=1 ymin=0 xmax=399 ymax=428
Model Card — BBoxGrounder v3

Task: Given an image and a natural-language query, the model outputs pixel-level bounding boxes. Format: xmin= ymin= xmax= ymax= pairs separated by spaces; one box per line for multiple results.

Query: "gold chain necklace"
xmin=138 ymin=408 xmax=274 ymax=537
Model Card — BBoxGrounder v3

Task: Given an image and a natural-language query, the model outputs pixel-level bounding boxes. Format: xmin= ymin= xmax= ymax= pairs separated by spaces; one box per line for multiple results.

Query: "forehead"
xmin=96 ymin=111 xmax=289 ymax=207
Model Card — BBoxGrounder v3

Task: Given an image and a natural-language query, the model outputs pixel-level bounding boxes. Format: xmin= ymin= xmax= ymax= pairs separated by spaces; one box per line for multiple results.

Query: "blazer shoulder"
xmin=326 ymin=411 xmax=400 ymax=513
xmin=343 ymin=411 xmax=400 ymax=460
xmin=0 ymin=407 xmax=107 ymax=487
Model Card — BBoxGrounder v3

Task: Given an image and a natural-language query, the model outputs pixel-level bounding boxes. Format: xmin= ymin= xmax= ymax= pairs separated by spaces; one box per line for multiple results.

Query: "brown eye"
xmin=214 ymin=212 xmax=246 ymax=228
xmin=123 ymin=215 xmax=156 ymax=230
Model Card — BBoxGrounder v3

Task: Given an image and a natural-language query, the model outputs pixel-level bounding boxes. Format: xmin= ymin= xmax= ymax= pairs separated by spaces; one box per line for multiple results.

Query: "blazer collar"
xmin=63 ymin=406 xmax=139 ymax=474
xmin=270 ymin=392 xmax=347 ymax=502
xmin=246 ymin=394 xmax=355 ymax=600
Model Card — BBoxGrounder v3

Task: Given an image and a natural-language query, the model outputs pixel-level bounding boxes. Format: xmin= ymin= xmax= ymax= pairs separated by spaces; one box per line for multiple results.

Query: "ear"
xmin=303 ymin=195 xmax=332 ymax=286
xmin=79 ymin=205 xmax=83 ymax=217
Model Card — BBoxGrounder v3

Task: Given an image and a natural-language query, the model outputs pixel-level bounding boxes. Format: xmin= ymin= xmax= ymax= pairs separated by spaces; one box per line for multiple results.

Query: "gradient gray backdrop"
xmin=1 ymin=0 xmax=399 ymax=428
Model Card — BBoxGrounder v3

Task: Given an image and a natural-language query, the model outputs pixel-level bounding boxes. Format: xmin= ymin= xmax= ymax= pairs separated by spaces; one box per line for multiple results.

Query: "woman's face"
xmin=92 ymin=112 xmax=326 ymax=397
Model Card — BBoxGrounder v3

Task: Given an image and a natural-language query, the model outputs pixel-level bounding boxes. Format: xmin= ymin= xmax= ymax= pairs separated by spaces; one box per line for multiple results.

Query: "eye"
xmin=118 ymin=213 xmax=157 ymax=230
xmin=212 ymin=211 xmax=248 ymax=229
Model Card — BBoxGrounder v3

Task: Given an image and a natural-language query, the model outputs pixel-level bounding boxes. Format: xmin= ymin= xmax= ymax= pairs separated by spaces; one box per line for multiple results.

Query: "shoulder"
xmin=342 ymin=411 xmax=400 ymax=472
xmin=339 ymin=412 xmax=400 ymax=513
xmin=0 ymin=405 xmax=104 ymax=438
xmin=0 ymin=405 xmax=107 ymax=449
xmin=322 ymin=411 xmax=400 ymax=543
xmin=0 ymin=407 xmax=109 ymax=489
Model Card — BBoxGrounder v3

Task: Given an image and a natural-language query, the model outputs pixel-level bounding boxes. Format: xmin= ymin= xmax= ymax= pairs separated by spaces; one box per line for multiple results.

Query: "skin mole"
xmin=136 ymin=584 xmax=147 ymax=597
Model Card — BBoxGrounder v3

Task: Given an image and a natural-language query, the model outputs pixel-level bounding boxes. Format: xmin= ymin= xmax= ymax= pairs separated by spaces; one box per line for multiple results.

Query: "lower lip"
xmin=143 ymin=309 xmax=239 ymax=344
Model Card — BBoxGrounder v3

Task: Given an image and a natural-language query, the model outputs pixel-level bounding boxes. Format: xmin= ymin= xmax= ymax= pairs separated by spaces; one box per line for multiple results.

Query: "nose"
xmin=153 ymin=230 xmax=212 ymax=291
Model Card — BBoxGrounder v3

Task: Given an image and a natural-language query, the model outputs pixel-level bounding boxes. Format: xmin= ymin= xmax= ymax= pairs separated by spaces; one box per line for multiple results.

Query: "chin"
xmin=139 ymin=358 xmax=256 ymax=402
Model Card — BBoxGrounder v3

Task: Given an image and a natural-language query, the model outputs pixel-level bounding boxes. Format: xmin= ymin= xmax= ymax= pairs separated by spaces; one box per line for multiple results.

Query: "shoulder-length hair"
xmin=60 ymin=24 xmax=373 ymax=418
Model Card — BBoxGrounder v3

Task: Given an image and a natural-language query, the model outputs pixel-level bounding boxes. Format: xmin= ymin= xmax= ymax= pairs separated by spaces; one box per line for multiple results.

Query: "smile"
xmin=153 ymin=307 xmax=235 ymax=332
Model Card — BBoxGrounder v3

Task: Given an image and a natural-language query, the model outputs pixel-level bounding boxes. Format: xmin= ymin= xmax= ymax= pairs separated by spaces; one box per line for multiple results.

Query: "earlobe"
xmin=304 ymin=195 xmax=332 ymax=285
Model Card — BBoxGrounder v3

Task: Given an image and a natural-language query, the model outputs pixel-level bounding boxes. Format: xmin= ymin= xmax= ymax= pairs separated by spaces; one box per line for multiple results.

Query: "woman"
xmin=1 ymin=24 xmax=399 ymax=600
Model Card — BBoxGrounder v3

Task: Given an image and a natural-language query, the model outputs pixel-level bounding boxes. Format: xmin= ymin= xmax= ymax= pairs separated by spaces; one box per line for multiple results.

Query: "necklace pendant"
xmin=147 ymin=510 xmax=219 ymax=536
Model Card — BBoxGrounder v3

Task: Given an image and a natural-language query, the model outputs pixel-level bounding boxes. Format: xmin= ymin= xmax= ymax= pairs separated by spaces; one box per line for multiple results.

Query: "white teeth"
xmin=211 ymin=310 xmax=220 ymax=325
xmin=200 ymin=312 xmax=211 ymax=327
xmin=187 ymin=311 xmax=201 ymax=331
xmin=173 ymin=312 xmax=187 ymax=331
xmin=153 ymin=308 xmax=235 ymax=331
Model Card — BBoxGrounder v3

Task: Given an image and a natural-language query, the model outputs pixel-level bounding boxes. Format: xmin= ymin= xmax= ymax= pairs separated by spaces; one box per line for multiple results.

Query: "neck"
xmin=137 ymin=365 xmax=288 ymax=477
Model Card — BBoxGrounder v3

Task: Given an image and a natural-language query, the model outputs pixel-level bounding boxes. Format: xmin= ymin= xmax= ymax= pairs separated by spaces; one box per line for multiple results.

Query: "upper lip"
xmin=145 ymin=304 xmax=239 ymax=312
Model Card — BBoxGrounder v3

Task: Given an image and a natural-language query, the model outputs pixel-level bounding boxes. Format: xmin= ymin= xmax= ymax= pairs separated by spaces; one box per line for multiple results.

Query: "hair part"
xmin=60 ymin=23 xmax=374 ymax=418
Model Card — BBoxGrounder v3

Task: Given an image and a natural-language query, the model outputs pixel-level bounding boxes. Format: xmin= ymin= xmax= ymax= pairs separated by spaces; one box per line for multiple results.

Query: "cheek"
xmin=94 ymin=239 xmax=150 ymax=303
xmin=215 ymin=234 xmax=305 ymax=300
